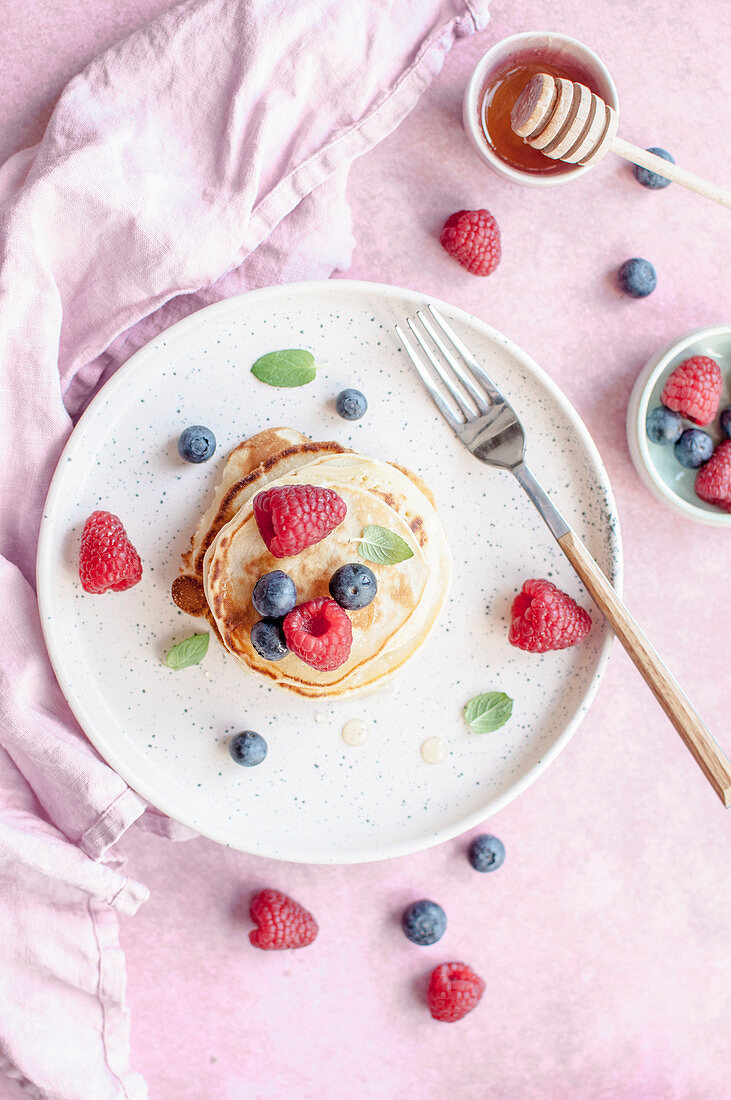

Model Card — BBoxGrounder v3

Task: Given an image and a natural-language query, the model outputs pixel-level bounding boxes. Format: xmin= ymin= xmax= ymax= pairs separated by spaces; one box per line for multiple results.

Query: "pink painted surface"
xmin=2 ymin=1 xmax=730 ymax=1098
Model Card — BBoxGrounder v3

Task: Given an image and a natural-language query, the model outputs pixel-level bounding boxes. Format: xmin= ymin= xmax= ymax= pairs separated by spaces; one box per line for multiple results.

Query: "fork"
xmin=396 ymin=303 xmax=731 ymax=807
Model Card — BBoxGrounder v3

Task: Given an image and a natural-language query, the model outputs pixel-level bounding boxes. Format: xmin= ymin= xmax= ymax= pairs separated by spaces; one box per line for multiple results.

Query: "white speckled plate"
xmin=37 ymin=281 xmax=621 ymax=864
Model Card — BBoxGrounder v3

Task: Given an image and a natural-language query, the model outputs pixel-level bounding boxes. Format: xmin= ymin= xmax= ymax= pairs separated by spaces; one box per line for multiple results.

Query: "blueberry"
xmin=335 ymin=388 xmax=368 ymax=421
xmin=617 ymin=258 xmax=657 ymax=298
xmin=633 ymin=148 xmax=675 ymax=189
xmin=229 ymin=730 xmax=267 ymax=767
xmin=674 ymin=429 xmax=714 ymax=468
xmin=250 ymin=618 xmax=289 ymax=661
xmin=329 ymin=563 xmax=377 ymax=610
xmin=646 ymin=406 xmax=683 ymax=445
xmin=401 ymin=899 xmax=447 ymax=945
xmin=178 ymin=425 xmax=216 ymax=463
xmin=721 ymin=407 xmax=731 ymax=440
xmin=252 ymin=570 xmax=297 ymax=618
xmin=468 ymin=834 xmax=506 ymax=873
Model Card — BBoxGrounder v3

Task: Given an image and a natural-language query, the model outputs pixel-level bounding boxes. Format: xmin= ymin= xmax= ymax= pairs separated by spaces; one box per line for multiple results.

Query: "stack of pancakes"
xmin=172 ymin=428 xmax=451 ymax=698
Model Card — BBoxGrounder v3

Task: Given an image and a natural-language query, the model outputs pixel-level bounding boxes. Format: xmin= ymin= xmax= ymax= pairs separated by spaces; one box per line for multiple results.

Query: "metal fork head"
xmin=395 ymin=304 xmax=526 ymax=471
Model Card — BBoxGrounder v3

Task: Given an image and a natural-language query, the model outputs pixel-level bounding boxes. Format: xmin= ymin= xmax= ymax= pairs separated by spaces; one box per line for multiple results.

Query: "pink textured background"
xmin=3 ymin=1 xmax=731 ymax=1098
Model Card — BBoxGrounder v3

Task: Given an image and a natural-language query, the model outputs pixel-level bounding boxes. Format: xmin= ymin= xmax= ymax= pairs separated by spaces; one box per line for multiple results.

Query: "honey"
xmin=479 ymin=50 xmax=603 ymax=174
xmin=420 ymin=737 xmax=447 ymax=764
xmin=342 ymin=718 xmax=368 ymax=746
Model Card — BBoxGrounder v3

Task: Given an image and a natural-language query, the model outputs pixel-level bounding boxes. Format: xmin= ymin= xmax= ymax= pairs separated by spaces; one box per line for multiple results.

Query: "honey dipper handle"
xmin=611 ymin=137 xmax=731 ymax=210
xmin=557 ymin=529 xmax=731 ymax=807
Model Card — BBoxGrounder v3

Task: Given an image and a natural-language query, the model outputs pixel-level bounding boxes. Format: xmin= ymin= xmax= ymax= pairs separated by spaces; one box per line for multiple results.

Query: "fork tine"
xmin=415 ymin=310 xmax=490 ymax=413
xmin=426 ymin=304 xmax=505 ymax=405
xmin=394 ymin=323 xmax=465 ymax=431
xmin=405 ymin=317 xmax=478 ymax=420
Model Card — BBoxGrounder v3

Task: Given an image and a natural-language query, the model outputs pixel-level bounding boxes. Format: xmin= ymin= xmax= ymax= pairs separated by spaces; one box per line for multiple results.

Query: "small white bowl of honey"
xmin=463 ymin=31 xmax=618 ymax=187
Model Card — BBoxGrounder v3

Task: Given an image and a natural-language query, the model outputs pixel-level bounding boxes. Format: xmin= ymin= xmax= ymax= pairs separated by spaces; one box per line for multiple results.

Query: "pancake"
xmin=172 ymin=428 xmax=350 ymax=622
xmin=203 ymin=450 xmax=451 ymax=698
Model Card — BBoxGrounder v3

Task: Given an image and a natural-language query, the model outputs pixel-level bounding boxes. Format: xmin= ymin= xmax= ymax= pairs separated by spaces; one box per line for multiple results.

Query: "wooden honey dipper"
xmin=511 ymin=73 xmax=731 ymax=210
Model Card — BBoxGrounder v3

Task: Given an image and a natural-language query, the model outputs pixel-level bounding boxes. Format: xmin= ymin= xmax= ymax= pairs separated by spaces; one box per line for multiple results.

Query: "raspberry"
xmin=283 ymin=597 xmax=352 ymax=671
xmin=249 ymin=889 xmax=318 ymax=950
xmin=78 ymin=511 xmax=142 ymax=594
xmin=509 ymin=579 xmax=591 ymax=653
xmin=427 ymin=962 xmax=485 ymax=1022
xmin=695 ymin=440 xmax=731 ymax=512
xmin=661 ymin=356 xmax=722 ymax=426
xmin=253 ymin=484 xmax=346 ymax=558
xmin=439 ymin=209 xmax=501 ymax=276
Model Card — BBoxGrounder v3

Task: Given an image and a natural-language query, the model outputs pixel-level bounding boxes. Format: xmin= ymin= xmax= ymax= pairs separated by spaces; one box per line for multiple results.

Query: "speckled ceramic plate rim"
xmin=37 ymin=279 xmax=622 ymax=863
xmin=626 ymin=322 xmax=731 ymax=527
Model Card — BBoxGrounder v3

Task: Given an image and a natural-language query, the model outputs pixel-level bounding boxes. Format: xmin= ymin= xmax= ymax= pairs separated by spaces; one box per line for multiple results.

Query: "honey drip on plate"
xmin=421 ymin=737 xmax=447 ymax=764
xmin=342 ymin=719 xmax=368 ymax=746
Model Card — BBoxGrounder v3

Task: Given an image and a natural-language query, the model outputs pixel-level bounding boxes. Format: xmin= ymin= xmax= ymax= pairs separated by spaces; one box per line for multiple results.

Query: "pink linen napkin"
xmin=0 ymin=0 xmax=490 ymax=1096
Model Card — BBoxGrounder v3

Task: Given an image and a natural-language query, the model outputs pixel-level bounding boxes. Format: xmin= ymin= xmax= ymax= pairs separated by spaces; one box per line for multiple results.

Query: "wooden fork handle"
xmin=558 ymin=529 xmax=731 ymax=807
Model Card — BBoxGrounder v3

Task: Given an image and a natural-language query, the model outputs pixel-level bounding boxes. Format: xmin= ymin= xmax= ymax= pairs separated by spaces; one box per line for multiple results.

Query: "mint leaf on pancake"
xmin=464 ymin=692 xmax=513 ymax=733
xmin=357 ymin=525 xmax=414 ymax=565
xmin=250 ymin=349 xmax=316 ymax=387
xmin=166 ymin=632 xmax=210 ymax=670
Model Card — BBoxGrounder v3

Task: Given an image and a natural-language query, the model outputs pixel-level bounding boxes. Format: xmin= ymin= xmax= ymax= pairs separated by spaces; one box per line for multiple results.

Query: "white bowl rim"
xmin=462 ymin=30 xmax=619 ymax=189
xmin=626 ymin=322 xmax=731 ymax=526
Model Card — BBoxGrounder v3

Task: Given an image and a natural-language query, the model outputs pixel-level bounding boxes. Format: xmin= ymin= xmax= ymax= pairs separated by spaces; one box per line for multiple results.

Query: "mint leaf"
xmin=166 ymin=633 xmax=209 ymax=670
xmin=357 ymin=525 xmax=414 ymax=566
xmin=250 ymin=349 xmax=316 ymax=388
xmin=464 ymin=692 xmax=513 ymax=734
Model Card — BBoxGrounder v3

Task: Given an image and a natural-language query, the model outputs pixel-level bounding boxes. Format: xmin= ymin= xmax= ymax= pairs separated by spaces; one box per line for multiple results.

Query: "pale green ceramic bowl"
xmin=626 ymin=324 xmax=731 ymax=526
